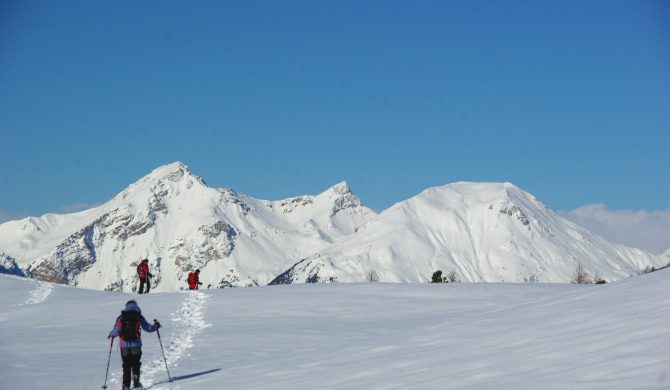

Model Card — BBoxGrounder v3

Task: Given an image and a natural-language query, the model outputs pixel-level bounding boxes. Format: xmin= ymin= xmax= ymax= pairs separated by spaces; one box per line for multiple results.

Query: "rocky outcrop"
xmin=28 ymin=225 xmax=97 ymax=284
xmin=170 ymin=220 xmax=238 ymax=274
xmin=497 ymin=201 xmax=530 ymax=226
xmin=279 ymin=196 xmax=314 ymax=214
xmin=0 ymin=253 xmax=24 ymax=276
xmin=218 ymin=189 xmax=252 ymax=215
xmin=329 ymin=182 xmax=362 ymax=216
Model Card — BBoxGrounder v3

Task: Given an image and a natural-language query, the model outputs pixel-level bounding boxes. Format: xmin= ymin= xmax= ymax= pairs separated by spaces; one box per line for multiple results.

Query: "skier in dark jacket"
xmin=188 ymin=269 xmax=203 ymax=290
xmin=108 ymin=300 xmax=161 ymax=390
xmin=136 ymin=259 xmax=151 ymax=294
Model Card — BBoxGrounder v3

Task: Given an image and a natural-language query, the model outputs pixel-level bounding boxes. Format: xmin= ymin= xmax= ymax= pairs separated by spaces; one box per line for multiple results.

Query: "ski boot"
xmin=132 ymin=373 xmax=143 ymax=389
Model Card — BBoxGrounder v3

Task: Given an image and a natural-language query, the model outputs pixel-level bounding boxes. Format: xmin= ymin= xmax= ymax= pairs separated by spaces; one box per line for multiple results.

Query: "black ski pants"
xmin=139 ymin=277 xmax=150 ymax=294
xmin=121 ymin=347 xmax=142 ymax=388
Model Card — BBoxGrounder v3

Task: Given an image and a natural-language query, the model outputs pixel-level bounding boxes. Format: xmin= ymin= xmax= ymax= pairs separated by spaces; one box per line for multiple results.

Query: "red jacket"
xmin=188 ymin=272 xmax=200 ymax=289
xmin=137 ymin=262 xmax=149 ymax=279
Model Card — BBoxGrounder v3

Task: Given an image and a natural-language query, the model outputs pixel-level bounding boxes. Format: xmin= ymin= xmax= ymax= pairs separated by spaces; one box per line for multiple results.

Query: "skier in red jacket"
xmin=136 ymin=259 xmax=151 ymax=294
xmin=188 ymin=270 xmax=202 ymax=290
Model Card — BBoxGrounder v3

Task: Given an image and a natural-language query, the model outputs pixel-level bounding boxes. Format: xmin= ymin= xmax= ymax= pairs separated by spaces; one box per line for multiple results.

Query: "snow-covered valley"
xmin=1 ymin=270 xmax=669 ymax=389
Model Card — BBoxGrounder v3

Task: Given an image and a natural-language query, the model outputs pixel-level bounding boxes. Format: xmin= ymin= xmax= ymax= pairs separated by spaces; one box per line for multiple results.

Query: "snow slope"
xmin=275 ymin=182 xmax=665 ymax=284
xmin=1 ymin=271 xmax=669 ymax=389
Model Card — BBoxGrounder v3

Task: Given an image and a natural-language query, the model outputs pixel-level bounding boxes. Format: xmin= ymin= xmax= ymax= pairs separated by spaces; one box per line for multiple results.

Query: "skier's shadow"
xmin=145 ymin=368 xmax=221 ymax=389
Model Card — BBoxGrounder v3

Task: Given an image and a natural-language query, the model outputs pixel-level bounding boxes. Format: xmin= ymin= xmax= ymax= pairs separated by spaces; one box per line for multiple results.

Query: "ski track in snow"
xmin=143 ymin=291 xmax=211 ymax=389
xmin=22 ymin=281 xmax=53 ymax=305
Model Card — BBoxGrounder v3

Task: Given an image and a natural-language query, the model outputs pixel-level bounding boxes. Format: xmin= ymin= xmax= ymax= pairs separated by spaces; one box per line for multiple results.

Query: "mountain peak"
xmin=108 ymin=162 xmax=208 ymax=207
xmin=320 ymin=181 xmax=365 ymax=216
xmin=413 ymin=182 xmax=529 ymax=207
xmin=328 ymin=181 xmax=351 ymax=195
xmin=141 ymin=161 xmax=207 ymax=186
xmin=148 ymin=161 xmax=190 ymax=180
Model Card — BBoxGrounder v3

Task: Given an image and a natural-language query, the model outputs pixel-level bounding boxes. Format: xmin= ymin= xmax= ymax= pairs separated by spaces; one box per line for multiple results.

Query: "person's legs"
xmin=130 ymin=348 xmax=143 ymax=387
xmin=145 ymin=278 xmax=150 ymax=293
xmin=121 ymin=349 xmax=132 ymax=388
xmin=138 ymin=278 xmax=145 ymax=294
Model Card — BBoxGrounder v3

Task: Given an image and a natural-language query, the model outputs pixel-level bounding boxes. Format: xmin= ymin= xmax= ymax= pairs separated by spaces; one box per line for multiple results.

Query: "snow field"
xmin=1 ymin=271 xmax=669 ymax=389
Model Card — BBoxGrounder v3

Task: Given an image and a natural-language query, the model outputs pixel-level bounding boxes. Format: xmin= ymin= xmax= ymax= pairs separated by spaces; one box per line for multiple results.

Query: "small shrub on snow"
xmin=365 ymin=269 xmax=381 ymax=283
xmin=431 ymin=270 xmax=459 ymax=283
xmin=447 ymin=271 xmax=459 ymax=283
xmin=593 ymin=272 xmax=606 ymax=284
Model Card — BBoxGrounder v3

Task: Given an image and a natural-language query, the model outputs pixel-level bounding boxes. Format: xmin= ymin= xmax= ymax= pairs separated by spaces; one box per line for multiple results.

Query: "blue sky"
xmin=1 ymin=0 xmax=669 ymax=221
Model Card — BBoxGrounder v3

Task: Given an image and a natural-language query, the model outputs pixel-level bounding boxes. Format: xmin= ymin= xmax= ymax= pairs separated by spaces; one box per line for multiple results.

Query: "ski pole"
xmin=155 ymin=322 xmax=172 ymax=382
xmin=102 ymin=337 xmax=114 ymax=389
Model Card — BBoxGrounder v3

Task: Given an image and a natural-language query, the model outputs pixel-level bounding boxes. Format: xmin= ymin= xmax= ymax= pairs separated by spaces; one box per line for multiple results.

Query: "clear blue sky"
xmin=1 ymin=0 xmax=669 ymax=220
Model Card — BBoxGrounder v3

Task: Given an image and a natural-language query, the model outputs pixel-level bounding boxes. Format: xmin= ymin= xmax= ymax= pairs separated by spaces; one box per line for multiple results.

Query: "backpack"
xmin=137 ymin=262 xmax=149 ymax=279
xmin=119 ymin=310 xmax=141 ymax=341
xmin=188 ymin=272 xmax=196 ymax=285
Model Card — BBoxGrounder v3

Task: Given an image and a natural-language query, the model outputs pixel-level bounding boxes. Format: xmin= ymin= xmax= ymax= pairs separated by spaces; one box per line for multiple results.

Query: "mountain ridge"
xmin=0 ymin=162 xmax=665 ymax=290
xmin=272 ymin=181 xmax=665 ymax=284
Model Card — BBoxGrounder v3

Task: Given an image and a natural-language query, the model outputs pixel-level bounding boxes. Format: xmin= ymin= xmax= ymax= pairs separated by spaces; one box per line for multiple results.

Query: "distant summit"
xmin=328 ymin=181 xmax=351 ymax=195
xmin=272 ymin=181 xmax=665 ymax=284
xmin=145 ymin=161 xmax=206 ymax=185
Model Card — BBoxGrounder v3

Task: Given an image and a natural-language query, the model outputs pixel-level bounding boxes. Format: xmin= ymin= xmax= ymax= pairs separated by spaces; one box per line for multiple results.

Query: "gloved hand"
xmin=153 ymin=319 xmax=161 ymax=329
xmin=108 ymin=334 xmax=115 ymax=339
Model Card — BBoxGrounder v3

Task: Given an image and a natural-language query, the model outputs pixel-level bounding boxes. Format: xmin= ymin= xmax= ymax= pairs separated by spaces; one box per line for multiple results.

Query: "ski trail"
xmin=23 ymin=281 xmax=53 ymax=305
xmin=143 ymin=291 xmax=211 ymax=389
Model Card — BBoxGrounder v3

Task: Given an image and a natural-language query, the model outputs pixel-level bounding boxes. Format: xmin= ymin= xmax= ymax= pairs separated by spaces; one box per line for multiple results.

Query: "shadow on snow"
xmin=145 ymin=368 xmax=221 ymax=389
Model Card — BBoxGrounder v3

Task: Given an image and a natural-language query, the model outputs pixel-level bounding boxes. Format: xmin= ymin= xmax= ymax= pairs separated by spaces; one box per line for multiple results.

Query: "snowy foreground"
xmin=1 ymin=272 xmax=669 ymax=390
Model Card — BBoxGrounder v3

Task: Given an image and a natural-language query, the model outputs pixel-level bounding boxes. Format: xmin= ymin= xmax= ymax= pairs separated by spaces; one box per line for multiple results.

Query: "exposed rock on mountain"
xmin=0 ymin=253 xmax=24 ymax=276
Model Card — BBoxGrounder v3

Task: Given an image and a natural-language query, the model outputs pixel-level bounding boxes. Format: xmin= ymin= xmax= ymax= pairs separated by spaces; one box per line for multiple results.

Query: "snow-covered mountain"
xmin=0 ymin=163 xmax=665 ymax=290
xmin=0 ymin=162 xmax=375 ymax=291
xmin=273 ymin=182 xmax=666 ymax=284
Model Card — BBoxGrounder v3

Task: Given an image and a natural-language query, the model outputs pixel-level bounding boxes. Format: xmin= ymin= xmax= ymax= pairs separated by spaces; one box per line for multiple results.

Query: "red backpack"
xmin=118 ymin=311 xmax=141 ymax=341
xmin=188 ymin=272 xmax=196 ymax=285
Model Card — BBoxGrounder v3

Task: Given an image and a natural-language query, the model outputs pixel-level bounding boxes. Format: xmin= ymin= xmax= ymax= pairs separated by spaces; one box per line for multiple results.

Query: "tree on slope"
xmin=571 ymin=263 xmax=591 ymax=284
xmin=447 ymin=271 xmax=459 ymax=283
xmin=365 ymin=269 xmax=381 ymax=283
